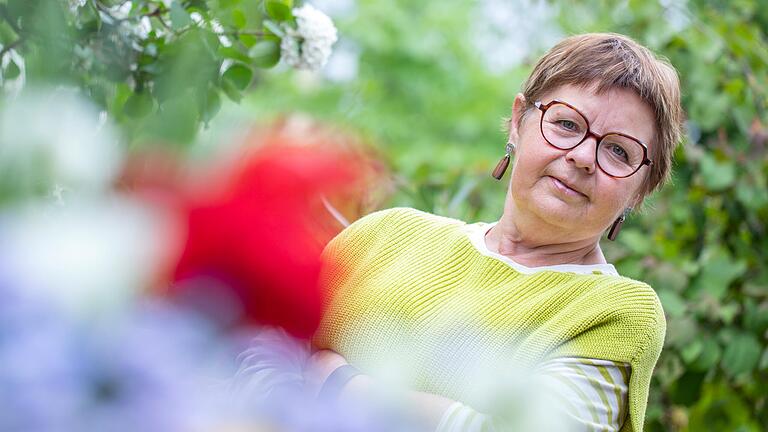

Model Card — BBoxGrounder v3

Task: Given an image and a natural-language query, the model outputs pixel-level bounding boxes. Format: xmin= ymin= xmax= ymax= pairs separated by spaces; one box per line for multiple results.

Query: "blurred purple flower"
xmin=228 ymin=328 xmax=421 ymax=432
xmin=0 ymin=274 xmax=84 ymax=431
xmin=0 ymin=263 xmax=422 ymax=432
xmin=0 ymin=273 xmax=231 ymax=432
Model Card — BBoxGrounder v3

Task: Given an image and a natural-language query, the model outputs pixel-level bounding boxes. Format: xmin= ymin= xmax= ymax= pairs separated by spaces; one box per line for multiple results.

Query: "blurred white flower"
xmin=68 ymin=0 xmax=87 ymax=12
xmin=134 ymin=16 xmax=153 ymax=39
xmin=110 ymin=1 xmax=133 ymax=20
xmin=0 ymin=47 xmax=25 ymax=95
xmin=0 ymin=89 xmax=122 ymax=201
xmin=0 ymin=197 xmax=172 ymax=321
xmin=209 ymin=19 xmax=232 ymax=47
xmin=280 ymin=4 xmax=338 ymax=71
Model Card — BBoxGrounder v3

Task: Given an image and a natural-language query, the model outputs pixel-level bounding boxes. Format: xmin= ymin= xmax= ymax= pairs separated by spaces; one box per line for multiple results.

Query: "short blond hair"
xmin=516 ymin=33 xmax=684 ymax=198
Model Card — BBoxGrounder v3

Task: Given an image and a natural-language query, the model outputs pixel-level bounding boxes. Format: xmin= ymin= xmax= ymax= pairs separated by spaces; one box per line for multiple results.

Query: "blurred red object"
xmin=120 ymin=120 xmax=388 ymax=339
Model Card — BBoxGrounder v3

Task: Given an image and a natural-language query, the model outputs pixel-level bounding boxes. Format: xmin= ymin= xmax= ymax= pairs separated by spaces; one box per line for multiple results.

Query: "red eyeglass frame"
xmin=534 ymin=100 xmax=653 ymax=179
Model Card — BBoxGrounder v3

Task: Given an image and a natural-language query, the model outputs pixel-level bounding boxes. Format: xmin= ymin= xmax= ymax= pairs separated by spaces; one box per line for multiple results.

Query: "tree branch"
xmin=218 ymin=30 xmax=269 ymax=37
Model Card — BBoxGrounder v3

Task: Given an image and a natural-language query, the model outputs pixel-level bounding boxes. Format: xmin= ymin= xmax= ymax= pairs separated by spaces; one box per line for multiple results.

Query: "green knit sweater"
xmin=314 ymin=208 xmax=666 ymax=432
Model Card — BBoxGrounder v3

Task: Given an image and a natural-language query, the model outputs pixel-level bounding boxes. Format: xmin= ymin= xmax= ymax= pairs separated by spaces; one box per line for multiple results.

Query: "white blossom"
xmin=68 ymin=0 xmax=87 ymax=13
xmin=111 ymin=1 xmax=133 ymax=20
xmin=0 ymin=197 xmax=170 ymax=321
xmin=0 ymin=89 xmax=122 ymax=198
xmin=280 ymin=4 xmax=338 ymax=71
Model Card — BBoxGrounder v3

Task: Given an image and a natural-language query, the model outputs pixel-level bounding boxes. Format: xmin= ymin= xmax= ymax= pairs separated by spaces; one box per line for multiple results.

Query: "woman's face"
xmin=508 ymin=84 xmax=655 ymax=240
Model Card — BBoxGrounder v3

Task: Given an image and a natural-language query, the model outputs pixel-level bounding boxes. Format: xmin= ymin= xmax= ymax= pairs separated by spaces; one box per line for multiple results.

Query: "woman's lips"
xmin=549 ymin=176 xmax=587 ymax=198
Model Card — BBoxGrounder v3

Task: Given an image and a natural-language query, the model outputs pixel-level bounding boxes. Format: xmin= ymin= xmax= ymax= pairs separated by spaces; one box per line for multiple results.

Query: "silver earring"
xmin=491 ymin=141 xmax=515 ymax=180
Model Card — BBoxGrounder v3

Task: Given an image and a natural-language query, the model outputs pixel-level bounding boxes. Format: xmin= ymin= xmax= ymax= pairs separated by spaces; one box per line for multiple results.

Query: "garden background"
xmin=1 ymin=0 xmax=766 ymax=430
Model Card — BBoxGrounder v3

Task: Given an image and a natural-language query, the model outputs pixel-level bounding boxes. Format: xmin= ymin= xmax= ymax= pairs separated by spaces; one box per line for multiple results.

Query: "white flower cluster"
xmin=68 ymin=0 xmax=87 ymax=12
xmin=280 ymin=4 xmax=338 ymax=72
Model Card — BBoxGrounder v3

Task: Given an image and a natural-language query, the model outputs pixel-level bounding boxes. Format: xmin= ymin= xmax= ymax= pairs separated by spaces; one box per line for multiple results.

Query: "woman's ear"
xmin=508 ymin=93 xmax=528 ymax=144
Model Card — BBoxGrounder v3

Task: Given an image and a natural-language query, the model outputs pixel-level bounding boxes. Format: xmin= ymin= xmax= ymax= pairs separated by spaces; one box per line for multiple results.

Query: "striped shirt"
xmin=436 ymin=357 xmax=630 ymax=432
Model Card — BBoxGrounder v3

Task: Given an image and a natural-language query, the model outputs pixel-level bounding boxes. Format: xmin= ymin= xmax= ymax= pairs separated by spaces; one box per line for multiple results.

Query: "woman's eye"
xmin=557 ymin=120 xmax=578 ymax=131
xmin=610 ymin=144 xmax=628 ymax=159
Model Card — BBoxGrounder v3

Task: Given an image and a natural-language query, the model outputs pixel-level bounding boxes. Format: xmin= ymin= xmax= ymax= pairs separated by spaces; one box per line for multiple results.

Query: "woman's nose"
xmin=565 ymin=136 xmax=598 ymax=174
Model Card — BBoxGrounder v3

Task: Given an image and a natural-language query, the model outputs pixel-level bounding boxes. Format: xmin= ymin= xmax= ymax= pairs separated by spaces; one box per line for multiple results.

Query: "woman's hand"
xmin=303 ymin=349 xmax=352 ymax=397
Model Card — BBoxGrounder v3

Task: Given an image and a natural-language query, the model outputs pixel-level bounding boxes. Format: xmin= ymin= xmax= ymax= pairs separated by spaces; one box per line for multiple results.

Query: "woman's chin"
xmin=527 ymin=197 xmax=592 ymax=231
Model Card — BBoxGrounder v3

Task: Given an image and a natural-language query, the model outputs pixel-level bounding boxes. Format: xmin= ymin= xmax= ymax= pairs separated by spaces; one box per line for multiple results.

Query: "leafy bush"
xmin=0 ymin=0 xmax=333 ymax=145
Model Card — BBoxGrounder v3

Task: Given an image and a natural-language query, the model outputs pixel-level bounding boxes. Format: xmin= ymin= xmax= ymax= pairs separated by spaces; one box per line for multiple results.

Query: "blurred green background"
xmin=246 ymin=1 xmax=768 ymax=430
xmin=2 ymin=0 xmax=767 ymax=430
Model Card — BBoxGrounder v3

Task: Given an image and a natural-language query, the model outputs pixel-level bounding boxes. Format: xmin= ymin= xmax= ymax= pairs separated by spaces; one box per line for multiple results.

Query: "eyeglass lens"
xmin=541 ymin=103 xmax=646 ymax=177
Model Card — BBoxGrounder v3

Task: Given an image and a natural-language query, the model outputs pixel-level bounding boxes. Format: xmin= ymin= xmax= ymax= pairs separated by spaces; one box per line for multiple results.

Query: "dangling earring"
xmin=491 ymin=141 xmax=515 ymax=180
xmin=607 ymin=207 xmax=632 ymax=241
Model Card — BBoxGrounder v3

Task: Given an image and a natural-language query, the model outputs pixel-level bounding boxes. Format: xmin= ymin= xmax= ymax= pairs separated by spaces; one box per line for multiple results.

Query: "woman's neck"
xmin=484 ymin=214 xmax=607 ymax=268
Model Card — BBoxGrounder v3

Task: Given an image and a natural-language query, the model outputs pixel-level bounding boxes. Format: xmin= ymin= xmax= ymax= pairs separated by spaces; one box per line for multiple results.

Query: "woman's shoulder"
xmin=587 ymin=273 xmax=667 ymax=354
xmin=354 ymin=207 xmax=464 ymax=226
xmin=553 ymin=274 xmax=666 ymax=370
xmin=604 ymin=274 xmax=664 ymax=311
xmin=337 ymin=207 xmax=465 ymax=239
xmin=588 ymin=273 xmax=666 ymax=325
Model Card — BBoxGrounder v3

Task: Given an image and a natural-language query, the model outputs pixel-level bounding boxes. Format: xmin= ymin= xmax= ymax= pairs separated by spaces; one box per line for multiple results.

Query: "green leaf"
xmin=699 ymin=153 xmax=736 ymax=191
xmin=721 ymin=332 xmax=762 ymax=376
xmin=141 ymin=93 xmax=200 ymax=146
xmin=717 ymin=302 xmax=740 ymax=325
xmin=681 ymin=339 xmax=703 ymax=364
xmin=222 ymin=63 xmax=253 ymax=90
xmin=0 ymin=20 xmax=18 ymax=46
xmin=239 ymin=34 xmax=257 ymax=48
xmin=249 ymin=40 xmax=281 ymax=68
xmin=691 ymin=247 xmax=747 ymax=300
xmin=658 ymin=289 xmax=687 ymax=318
xmin=619 ymin=229 xmax=653 ymax=255
xmin=221 ymin=79 xmax=242 ymax=102
xmin=4 ymin=58 xmax=20 ymax=79
xmin=198 ymin=87 xmax=221 ymax=126
xmin=219 ymin=46 xmax=251 ymax=64
xmin=648 ymin=263 xmax=689 ymax=292
xmin=665 ymin=316 xmax=698 ymax=348
xmin=170 ymin=1 xmax=193 ymax=30
xmin=232 ymin=9 xmax=247 ymax=28
xmin=262 ymin=20 xmax=285 ymax=38
xmin=265 ymin=0 xmax=292 ymax=22
xmin=690 ymin=338 xmax=721 ymax=371
xmin=218 ymin=0 xmax=242 ymax=8
xmin=743 ymin=300 xmax=768 ymax=333
xmin=109 ymin=83 xmax=133 ymax=117
xmin=123 ymin=93 xmax=154 ymax=118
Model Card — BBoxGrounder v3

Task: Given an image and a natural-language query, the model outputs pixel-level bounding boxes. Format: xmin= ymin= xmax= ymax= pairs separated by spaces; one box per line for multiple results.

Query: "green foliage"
xmin=244 ymin=0 xmax=767 ymax=429
xmin=0 ymin=0 xmax=306 ymax=146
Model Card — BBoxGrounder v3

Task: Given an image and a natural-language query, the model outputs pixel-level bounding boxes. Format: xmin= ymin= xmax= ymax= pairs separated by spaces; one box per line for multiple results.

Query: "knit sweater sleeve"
xmin=550 ymin=279 xmax=666 ymax=432
xmin=620 ymin=284 xmax=666 ymax=432
xmin=435 ymin=358 xmax=631 ymax=432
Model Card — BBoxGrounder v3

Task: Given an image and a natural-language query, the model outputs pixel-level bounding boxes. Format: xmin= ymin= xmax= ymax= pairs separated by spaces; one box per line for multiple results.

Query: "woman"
xmin=307 ymin=33 xmax=683 ymax=432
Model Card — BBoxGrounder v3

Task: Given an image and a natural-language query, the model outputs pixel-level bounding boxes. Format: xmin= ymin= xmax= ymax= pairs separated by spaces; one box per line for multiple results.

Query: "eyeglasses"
xmin=534 ymin=100 xmax=653 ymax=178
